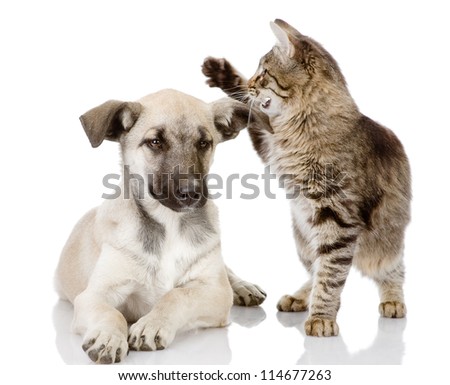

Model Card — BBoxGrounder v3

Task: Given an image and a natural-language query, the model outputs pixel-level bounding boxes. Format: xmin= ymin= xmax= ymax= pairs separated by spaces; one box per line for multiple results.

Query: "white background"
xmin=1 ymin=0 xmax=449 ymax=383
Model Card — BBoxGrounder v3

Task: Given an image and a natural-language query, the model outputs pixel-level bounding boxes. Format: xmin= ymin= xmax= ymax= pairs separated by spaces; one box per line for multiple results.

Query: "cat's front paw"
xmin=305 ymin=317 xmax=339 ymax=337
xmin=128 ymin=317 xmax=176 ymax=351
xmin=379 ymin=301 xmax=406 ymax=318
xmin=277 ymin=295 xmax=308 ymax=312
xmin=202 ymin=57 xmax=241 ymax=92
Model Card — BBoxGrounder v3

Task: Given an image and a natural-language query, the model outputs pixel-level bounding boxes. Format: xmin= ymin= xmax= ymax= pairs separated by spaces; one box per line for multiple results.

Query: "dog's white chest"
xmin=136 ymin=216 xmax=215 ymax=296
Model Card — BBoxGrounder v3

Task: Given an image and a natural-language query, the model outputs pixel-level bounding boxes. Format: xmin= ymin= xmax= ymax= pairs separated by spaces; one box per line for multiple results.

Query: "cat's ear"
xmin=80 ymin=100 xmax=142 ymax=147
xmin=270 ymin=21 xmax=296 ymax=58
xmin=274 ymin=19 xmax=303 ymax=39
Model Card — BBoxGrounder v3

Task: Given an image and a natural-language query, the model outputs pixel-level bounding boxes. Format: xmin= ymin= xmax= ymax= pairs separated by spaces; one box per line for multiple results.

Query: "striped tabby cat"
xmin=202 ymin=19 xmax=411 ymax=336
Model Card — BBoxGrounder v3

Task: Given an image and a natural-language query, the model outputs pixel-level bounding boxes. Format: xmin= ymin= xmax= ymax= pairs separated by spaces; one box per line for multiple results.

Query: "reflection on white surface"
xmin=54 ymin=299 xmax=405 ymax=365
xmin=230 ymin=305 xmax=267 ymax=328
xmin=277 ymin=312 xmax=406 ymax=364
xmin=53 ymin=299 xmax=232 ymax=365
xmin=53 ymin=302 xmax=268 ymax=365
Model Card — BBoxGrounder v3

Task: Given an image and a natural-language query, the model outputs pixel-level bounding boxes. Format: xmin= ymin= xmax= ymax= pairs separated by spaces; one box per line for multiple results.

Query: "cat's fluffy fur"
xmin=202 ymin=19 xmax=411 ymax=336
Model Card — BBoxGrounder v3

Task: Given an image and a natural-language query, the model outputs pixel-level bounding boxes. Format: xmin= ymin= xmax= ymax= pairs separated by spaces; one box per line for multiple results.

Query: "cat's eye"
xmin=259 ymin=69 xmax=269 ymax=87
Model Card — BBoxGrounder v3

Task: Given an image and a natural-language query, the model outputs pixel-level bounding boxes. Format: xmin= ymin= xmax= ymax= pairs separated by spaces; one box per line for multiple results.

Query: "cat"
xmin=202 ymin=19 xmax=411 ymax=336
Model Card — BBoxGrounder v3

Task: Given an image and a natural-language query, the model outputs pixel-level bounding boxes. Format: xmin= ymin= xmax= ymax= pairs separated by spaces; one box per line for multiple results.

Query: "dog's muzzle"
xmin=149 ymin=174 xmax=207 ymax=212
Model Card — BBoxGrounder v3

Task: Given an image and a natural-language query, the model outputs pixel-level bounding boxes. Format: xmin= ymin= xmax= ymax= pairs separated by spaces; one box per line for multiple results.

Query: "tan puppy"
xmin=55 ymin=89 xmax=263 ymax=364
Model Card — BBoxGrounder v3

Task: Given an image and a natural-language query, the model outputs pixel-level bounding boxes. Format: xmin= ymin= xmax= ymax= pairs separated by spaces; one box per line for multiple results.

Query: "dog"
xmin=55 ymin=89 xmax=266 ymax=364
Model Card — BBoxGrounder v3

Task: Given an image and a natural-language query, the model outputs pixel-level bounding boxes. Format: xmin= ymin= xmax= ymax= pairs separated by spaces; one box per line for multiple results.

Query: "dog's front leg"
xmin=73 ymin=292 xmax=128 ymax=363
xmin=226 ymin=266 xmax=267 ymax=306
xmin=128 ymin=270 xmax=232 ymax=351
xmin=72 ymin=245 xmax=133 ymax=364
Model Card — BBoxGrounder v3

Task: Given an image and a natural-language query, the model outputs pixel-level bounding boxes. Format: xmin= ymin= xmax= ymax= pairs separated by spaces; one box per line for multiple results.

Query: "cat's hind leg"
xmin=374 ymin=260 xmax=406 ymax=318
xmin=355 ymin=233 xmax=407 ymax=319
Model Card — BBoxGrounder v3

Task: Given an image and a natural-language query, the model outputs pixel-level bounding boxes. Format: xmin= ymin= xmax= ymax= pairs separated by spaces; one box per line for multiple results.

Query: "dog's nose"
xmin=175 ymin=185 xmax=202 ymax=207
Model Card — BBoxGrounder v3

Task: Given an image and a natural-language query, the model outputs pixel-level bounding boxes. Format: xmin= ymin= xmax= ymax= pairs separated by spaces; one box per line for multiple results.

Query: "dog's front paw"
xmin=232 ymin=280 xmax=267 ymax=306
xmin=202 ymin=57 xmax=242 ymax=92
xmin=304 ymin=317 xmax=339 ymax=337
xmin=82 ymin=330 xmax=128 ymax=364
xmin=128 ymin=317 xmax=176 ymax=351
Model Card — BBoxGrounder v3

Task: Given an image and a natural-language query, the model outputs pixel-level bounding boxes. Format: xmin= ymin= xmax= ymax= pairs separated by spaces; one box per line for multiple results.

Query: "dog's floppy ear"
xmin=80 ymin=100 xmax=142 ymax=148
xmin=210 ymin=98 xmax=253 ymax=142
xmin=211 ymin=98 xmax=273 ymax=142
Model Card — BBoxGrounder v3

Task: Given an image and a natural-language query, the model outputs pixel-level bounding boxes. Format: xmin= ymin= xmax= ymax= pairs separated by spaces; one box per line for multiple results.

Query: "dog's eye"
xmin=199 ymin=140 xmax=210 ymax=149
xmin=148 ymin=139 xmax=162 ymax=149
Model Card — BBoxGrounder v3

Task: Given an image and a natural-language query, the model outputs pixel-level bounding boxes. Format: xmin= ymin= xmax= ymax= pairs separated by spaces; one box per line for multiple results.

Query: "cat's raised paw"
xmin=305 ymin=317 xmax=339 ymax=337
xmin=277 ymin=295 xmax=308 ymax=312
xmin=379 ymin=301 xmax=406 ymax=318
xmin=202 ymin=57 xmax=240 ymax=91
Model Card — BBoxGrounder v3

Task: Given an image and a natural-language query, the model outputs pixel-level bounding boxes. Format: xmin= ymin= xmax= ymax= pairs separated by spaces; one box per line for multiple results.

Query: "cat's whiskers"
xmin=226 ymin=87 xmax=249 ymax=101
xmin=247 ymin=98 xmax=255 ymax=129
